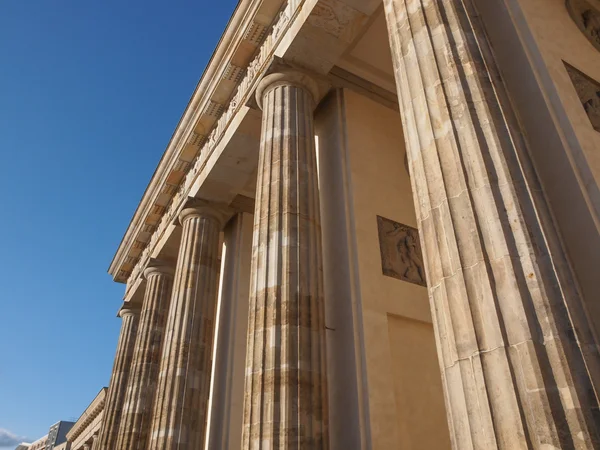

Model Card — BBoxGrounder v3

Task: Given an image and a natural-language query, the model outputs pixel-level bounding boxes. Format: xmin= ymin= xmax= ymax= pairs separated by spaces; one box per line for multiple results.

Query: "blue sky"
xmin=0 ymin=1 xmax=237 ymax=447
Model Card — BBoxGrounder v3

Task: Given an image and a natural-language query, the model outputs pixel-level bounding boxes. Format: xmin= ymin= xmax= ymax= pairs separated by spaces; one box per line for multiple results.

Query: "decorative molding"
xmin=244 ymin=22 xmax=269 ymax=45
xmin=204 ymin=100 xmax=226 ymax=118
xmin=187 ymin=131 xmax=206 ymax=148
xmin=567 ymin=0 xmax=600 ymax=51
xmin=124 ymin=0 xmax=304 ymax=291
xmin=376 ymin=216 xmax=426 ymax=287
xmin=67 ymin=388 xmax=107 ymax=442
xmin=565 ymin=62 xmax=600 ymax=131
xmin=162 ymin=184 xmax=178 ymax=196
xmin=109 ymin=0 xmax=287 ymax=283
xmin=223 ymin=63 xmax=246 ymax=83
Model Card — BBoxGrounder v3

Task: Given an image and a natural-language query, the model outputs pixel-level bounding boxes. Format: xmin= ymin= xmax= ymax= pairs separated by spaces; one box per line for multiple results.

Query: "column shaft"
xmin=242 ymin=71 xmax=328 ymax=449
xmin=148 ymin=205 xmax=223 ymax=450
xmin=206 ymin=213 xmax=253 ymax=450
xmin=116 ymin=264 xmax=174 ymax=449
xmin=90 ymin=434 xmax=99 ymax=450
xmin=383 ymin=0 xmax=600 ymax=448
xmin=97 ymin=307 xmax=139 ymax=450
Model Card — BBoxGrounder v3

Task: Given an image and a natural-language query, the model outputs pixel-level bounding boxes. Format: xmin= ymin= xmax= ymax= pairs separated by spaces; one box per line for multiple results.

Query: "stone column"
xmin=97 ymin=305 xmax=140 ymax=450
xmin=148 ymin=202 xmax=225 ymax=450
xmin=383 ymin=1 xmax=600 ymax=449
xmin=83 ymin=443 xmax=91 ymax=450
xmin=242 ymin=70 xmax=328 ymax=449
xmin=116 ymin=262 xmax=174 ymax=449
xmin=90 ymin=434 xmax=99 ymax=450
xmin=206 ymin=212 xmax=253 ymax=450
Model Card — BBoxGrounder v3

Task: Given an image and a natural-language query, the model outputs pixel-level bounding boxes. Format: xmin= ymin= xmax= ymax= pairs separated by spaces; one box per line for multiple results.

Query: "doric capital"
xmin=255 ymin=70 xmax=320 ymax=110
xmin=143 ymin=260 xmax=175 ymax=280
xmin=179 ymin=198 xmax=229 ymax=228
xmin=118 ymin=303 xmax=140 ymax=319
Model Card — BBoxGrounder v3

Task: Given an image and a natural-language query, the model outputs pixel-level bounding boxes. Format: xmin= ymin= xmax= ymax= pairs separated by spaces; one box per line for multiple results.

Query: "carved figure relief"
xmin=567 ymin=0 xmax=600 ymax=51
xmin=377 ymin=216 xmax=426 ymax=287
xmin=565 ymin=62 xmax=600 ymax=131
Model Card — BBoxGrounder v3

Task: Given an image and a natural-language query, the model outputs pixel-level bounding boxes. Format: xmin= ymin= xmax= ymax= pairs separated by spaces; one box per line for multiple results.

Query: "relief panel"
xmin=567 ymin=0 xmax=600 ymax=52
xmin=565 ymin=62 xmax=600 ymax=132
xmin=376 ymin=215 xmax=426 ymax=287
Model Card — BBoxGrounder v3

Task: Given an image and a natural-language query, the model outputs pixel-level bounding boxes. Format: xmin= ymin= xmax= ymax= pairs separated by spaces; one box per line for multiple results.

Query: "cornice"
xmin=110 ymin=0 xmax=307 ymax=291
xmin=66 ymin=387 xmax=107 ymax=442
xmin=109 ymin=0 xmax=288 ymax=283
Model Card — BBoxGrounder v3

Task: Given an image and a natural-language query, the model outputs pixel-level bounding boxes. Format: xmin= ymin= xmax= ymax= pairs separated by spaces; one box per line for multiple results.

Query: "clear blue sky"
xmin=0 ymin=1 xmax=237 ymax=447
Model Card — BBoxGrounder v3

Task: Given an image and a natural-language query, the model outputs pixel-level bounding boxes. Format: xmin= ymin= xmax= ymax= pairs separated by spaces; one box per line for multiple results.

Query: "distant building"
xmin=21 ymin=420 xmax=74 ymax=450
xmin=51 ymin=443 xmax=69 ymax=450
xmin=45 ymin=421 xmax=74 ymax=450
xmin=27 ymin=435 xmax=47 ymax=450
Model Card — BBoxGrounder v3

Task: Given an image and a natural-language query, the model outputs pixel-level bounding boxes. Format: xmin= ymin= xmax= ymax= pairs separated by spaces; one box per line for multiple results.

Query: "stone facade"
xmin=99 ymin=0 xmax=600 ymax=448
xmin=67 ymin=389 xmax=106 ymax=450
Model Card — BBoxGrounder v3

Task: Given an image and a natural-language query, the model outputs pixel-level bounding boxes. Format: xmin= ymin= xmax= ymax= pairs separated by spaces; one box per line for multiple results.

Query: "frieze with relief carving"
xmin=567 ymin=0 xmax=600 ymax=51
xmin=565 ymin=62 xmax=600 ymax=131
xmin=377 ymin=216 xmax=426 ymax=287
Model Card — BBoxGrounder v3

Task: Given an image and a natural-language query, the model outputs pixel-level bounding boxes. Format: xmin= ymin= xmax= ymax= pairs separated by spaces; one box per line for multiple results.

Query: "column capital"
xmin=118 ymin=304 xmax=140 ymax=319
xmin=255 ymin=69 xmax=320 ymax=110
xmin=179 ymin=198 xmax=229 ymax=228
xmin=143 ymin=260 xmax=175 ymax=280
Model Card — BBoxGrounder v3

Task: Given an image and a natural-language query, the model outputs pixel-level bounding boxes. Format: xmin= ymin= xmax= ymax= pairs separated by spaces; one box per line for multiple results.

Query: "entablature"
xmin=109 ymin=0 xmax=292 ymax=284
xmin=67 ymin=387 xmax=107 ymax=444
xmin=114 ymin=0 xmax=309 ymax=296
xmin=112 ymin=0 xmax=390 ymax=299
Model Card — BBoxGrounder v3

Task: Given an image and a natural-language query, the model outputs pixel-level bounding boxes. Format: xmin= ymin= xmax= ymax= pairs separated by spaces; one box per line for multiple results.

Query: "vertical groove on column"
xmin=242 ymin=76 xmax=328 ymax=449
xmin=148 ymin=211 xmax=221 ymax=450
xmin=383 ymin=0 xmax=600 ymax=449
xmin=116 ymin=268 xmax=174 ymax=450
xmin=97 ymin=308 xmax=139 ymax=450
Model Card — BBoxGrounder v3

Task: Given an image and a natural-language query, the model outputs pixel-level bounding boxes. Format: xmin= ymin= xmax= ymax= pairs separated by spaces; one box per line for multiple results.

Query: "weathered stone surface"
xmin=68 ymin=389 xmax=105 ymax=450
xmin=241 ymin=70 xmax=328 ymax=449
xmin=383 ymin=0 xmax=600 ymax=448
xmin=97 ymin=306 xmax=140 ymax=450
xmin=567 ymin=0 xmax=600 ymax=52
xmin=116 ymin=262 xmax=174 ymax=450
xmin=90 ymin=434 xmax=99 ymax=450
xmin=147 ymin=203 xmax=224 ymax=450
xmin=565 ymin=62 xmax=600 ymax=132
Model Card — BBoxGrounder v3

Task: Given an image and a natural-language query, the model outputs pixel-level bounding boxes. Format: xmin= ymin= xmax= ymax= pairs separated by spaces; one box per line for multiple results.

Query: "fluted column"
xmin=116 ymin=262 xmax=174 ymax=449
xmin=242 ymin=70 xmax=328 ymax=449
xmin=97 ymin=305 xmax=140 ymax=450
xmin=383 ymin=0 xmax=600 ymax=449
xmin=90 ymin=434 xmax=99 ymax=450
xmin=148 ymin=202 xmax=225 ymax=450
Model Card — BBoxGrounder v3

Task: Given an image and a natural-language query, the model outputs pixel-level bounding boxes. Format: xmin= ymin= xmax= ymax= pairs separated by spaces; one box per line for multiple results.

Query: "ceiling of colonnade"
xmin=235 ymin=5 xmax=397 ymax=202
xmin=228 ymin=6 xmax=395 ymax=202
xmin=337 ymin=6 xmax=397 ymax=95
xmin=122 ymin=5 xmax=399 ymax=303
